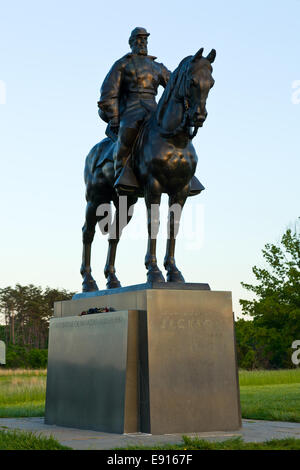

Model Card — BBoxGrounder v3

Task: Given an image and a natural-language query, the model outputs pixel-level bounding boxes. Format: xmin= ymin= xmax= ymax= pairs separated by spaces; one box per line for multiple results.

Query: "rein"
xmin=158 ymin=73 xmax=198 ymax=140
xmin=157 ymin=94 xmax=199 ymax=140
xmin=184 ymin=96 xmax=200 ymax=139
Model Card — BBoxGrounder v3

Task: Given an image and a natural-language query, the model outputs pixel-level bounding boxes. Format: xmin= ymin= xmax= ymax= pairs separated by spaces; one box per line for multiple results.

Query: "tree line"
xmin=0 ymin=285 xmax=74 ymax=367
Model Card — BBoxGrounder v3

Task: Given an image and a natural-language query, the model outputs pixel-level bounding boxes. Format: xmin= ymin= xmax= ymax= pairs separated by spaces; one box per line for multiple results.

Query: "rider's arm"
xmin=98 ymin=59 xmax=124 ymax=124
xmin=159 ymin=63 xmax=171 ymax=88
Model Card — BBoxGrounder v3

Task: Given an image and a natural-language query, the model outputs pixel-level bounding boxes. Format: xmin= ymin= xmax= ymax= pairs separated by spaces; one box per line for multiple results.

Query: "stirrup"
xmin=188 ymin=176 xmax=205 ymax=196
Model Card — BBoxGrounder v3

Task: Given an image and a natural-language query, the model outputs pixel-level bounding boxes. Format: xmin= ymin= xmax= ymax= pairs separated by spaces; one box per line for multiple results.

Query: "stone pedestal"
xmin=45 ymin=284 xmax=241 ymax=434
xmin=45 ymin=310 xmax=140 ymax=433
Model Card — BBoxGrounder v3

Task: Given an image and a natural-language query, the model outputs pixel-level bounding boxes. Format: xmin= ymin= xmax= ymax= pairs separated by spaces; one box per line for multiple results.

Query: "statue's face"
xmin=130 ymin=35 xmax=148 ymax=55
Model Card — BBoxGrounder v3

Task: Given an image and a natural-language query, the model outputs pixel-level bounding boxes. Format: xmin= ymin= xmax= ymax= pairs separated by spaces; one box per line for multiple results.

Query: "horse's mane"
xmin=156 ymin=56 xmax=192 ymax=126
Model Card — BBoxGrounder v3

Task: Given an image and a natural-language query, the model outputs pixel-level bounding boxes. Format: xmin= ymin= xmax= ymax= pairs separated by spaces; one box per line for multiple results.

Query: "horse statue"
xmin=80 ymin=47 xmax=216 ymax=292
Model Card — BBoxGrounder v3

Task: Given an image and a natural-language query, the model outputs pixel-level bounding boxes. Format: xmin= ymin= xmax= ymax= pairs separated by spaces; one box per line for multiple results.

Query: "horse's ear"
xmin=206 ymin=49 xmax=216 ymax=63
xmin=192 ymin=47 xmax=204 ymax=62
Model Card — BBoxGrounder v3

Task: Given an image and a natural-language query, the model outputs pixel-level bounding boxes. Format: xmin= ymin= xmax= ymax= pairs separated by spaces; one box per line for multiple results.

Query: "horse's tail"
xmin=84 ymin=138 xmax=114 ymax=185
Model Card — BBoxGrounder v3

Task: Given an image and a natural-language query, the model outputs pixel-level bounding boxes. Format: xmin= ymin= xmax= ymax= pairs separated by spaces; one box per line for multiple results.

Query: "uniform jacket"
xmin=98 ymin=53 xmax=170 ymax=123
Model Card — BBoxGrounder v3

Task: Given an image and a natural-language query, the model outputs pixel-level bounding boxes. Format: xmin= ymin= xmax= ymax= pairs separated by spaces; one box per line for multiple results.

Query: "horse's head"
xmin=185 ymin=48 xmax=216 ymax=132
xmin=157 ymin=48 xmax=216 ymax=139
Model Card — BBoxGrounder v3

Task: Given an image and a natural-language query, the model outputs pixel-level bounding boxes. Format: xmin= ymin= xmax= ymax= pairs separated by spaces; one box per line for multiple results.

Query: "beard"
xmin=132 ymin=44 xmax=148 ymax=56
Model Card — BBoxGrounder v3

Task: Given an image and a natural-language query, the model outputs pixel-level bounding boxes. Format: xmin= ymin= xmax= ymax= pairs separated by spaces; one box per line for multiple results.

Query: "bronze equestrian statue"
xmin=80 ymin=28 xmax=216 ymax=292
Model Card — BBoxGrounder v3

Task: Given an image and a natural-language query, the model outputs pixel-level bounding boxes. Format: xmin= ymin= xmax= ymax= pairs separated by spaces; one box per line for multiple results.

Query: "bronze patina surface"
xmin=80 ymin=28 xmax=216 ymax=292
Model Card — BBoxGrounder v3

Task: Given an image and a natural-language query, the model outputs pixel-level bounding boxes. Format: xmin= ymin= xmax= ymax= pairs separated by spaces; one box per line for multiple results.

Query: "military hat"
xmin=129 ymin=27 xmax=150 ymax=41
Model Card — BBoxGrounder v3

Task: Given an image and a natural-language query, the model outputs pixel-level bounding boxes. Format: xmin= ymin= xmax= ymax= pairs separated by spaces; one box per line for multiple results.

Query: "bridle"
xmin=158 ymin=64 xmax=200 ymax=140
xmin=158 ymin=49 xmax=215 ymax=141
xmin=184 ymin=96 xmax=200 ymax=140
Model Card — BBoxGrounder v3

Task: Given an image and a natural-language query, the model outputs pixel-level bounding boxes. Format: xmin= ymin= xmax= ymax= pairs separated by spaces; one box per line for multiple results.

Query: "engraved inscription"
xmin=51 ymin=316 xmax=123 ymax=328
xmin=160 ymin=312 xmax=210 ymax=330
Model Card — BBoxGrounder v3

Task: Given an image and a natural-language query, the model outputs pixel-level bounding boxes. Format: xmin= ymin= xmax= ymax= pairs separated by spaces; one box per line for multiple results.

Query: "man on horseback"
xmin=97 ymin=27 xmax=171 ymax=191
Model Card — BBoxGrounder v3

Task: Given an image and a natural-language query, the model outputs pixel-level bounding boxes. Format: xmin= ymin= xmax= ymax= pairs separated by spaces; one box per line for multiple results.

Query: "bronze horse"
xmin=80 ymin=48 xmax=216 ymax=292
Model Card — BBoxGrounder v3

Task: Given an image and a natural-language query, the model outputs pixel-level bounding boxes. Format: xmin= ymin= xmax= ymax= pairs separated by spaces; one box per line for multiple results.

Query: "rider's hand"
xmin=110 ymin=117 xmax=119 ymax=132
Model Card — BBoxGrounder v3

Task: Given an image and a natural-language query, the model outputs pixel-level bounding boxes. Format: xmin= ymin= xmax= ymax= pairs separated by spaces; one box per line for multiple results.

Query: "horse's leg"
xmin=144 ymin=180 xmax=165 ymax=283
xmin=80 ymin=201 xmax=99 ymax=292
xmin=105 ymin=237 xmax=120 ymax=289
xmin=105 ymin=195 xmax=137 ymax=289
xmin=164 ymin=186 xmax=189 ymax=282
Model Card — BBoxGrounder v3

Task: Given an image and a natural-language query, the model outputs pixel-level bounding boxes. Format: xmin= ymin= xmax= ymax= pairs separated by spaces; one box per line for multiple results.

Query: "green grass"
xmin=115 ymin=435 xmax=300 ymax=450
xmin=238 ymin=369 xmax=300 ymax=422
xmin=239 ymin=368 xmax=300 ymax=386
xmin=240 ymin=383 xmax=300 ymax=422
xmin=0 ymin=429 xmax=71 ymax=450
xmin=0 ymin=369 xmax=46 ymax=417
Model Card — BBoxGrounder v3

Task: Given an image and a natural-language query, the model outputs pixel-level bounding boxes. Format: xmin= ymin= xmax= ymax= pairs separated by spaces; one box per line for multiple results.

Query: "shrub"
xmin=4 ymin=344 xmax=48 ymax=369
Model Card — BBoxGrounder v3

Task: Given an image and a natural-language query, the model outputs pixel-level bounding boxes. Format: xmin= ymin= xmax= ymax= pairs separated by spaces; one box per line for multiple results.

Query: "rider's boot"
xmin=113 ymin=139 xmax=130 ymax=182
xmin=114 ymin=156 xmax=128 ymax=184
xmin=113 ymin=140 xmax=140 ymax=194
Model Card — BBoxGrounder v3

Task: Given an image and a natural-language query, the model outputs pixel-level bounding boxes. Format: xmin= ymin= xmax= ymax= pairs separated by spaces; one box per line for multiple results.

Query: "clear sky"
xmin=0 ymin=0 xmax=299 ymax=319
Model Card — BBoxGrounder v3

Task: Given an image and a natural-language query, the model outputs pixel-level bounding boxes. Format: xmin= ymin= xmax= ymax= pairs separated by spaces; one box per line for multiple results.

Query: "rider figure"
xmin=98 ymin=27 xmax=171 ymax=187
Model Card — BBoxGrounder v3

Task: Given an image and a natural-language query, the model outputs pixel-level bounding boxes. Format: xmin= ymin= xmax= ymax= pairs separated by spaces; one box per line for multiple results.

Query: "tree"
xmin=0 ymin=284 xmax=75 ymax=349
xmin=238 ymin=220 xmax=300 ymax=369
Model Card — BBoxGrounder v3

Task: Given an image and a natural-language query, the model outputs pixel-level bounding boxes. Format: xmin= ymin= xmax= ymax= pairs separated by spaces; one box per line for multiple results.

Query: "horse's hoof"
xmin=106 ymin=280 xmax=121 ymax=289
xmin=106 ymin=274 xmax=121 ymax=289
xmin=147 ymin=267 xmax=165 ymax=283
xmin=166 ymin=270 xmax=185 ymax=283
xmin=82 ymin=278 xmax=99 ymax=292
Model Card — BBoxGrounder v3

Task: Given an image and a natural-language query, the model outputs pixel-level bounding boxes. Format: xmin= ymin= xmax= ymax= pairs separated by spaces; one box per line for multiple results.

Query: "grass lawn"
xmin=239 ymin=368 xmax=300 ymax=386
xmin=0 ymin=369 xmax=46 ymax=418
xmin=239 ymin=369 xmax=300 ymax=422
xmin=240 ymin=383 xmax=300 ymax=422
xmin=0 ymin=429 xmax=71 ymax=450
xmin=115 ymin=435 xmax=300 ymax=450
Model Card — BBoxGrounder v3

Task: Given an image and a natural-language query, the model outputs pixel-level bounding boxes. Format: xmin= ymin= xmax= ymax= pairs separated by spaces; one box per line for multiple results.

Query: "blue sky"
xmin=0 ymin=0 xmax=299 ymax=318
